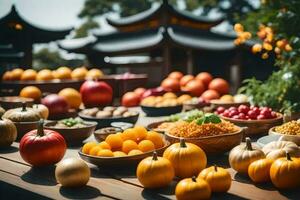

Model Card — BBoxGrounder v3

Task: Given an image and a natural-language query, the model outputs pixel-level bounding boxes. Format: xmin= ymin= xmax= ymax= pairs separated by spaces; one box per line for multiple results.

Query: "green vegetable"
xmin=168 ymin=110 xmax=204 ymax=122
xmin=196 ymin=113 xmax=221 ymax=125
xmin=60 ymin=118 xmax=83 ymax=127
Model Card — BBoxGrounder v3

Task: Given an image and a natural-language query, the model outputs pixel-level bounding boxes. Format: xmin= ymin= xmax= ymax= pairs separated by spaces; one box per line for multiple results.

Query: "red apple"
xmin=141 ymin=87 xmax=166 ymax=99
xmin=122 ymin=92 xmax=140 ymax=107
xmin=41 ymin=94 xmax=69 ymax=116
xmin=80 ymin=80 xmax=113 ymax=107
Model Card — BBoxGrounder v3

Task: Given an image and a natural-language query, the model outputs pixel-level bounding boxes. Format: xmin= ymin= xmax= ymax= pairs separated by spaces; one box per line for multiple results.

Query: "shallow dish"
xmin=269 ymin=127 xmax=300 ymax=145
xmin=78 ymin=111 xmax=139 ymax=129
xmin=210 ymin=100 xmax=250 ymax=109
xmin=146 ymin=121 xmax=168 ymax=132
xmin=141 ymin=105 xmax=182 ymax=117
xmin=78 ymin=140 xmax=170 ymax=167
xmin=44 ymin=121 xmax=97 ymax=146
xmin=164 ymin=128 xmax=245 ymax=154
xmin=220 ymin=113 xmax=283 ymax=136
xmin=0 ymin=96 xmax=34 ymax=110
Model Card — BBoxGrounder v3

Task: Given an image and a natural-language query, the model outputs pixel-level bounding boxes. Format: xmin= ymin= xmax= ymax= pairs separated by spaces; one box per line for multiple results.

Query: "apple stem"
xmin=192 ymin=176 xmax=197 ymax=182
xmin=214 ymin=165 xmax=218 ymax=172
xmin=245 ymin=137 xmax=252 ymax=151
xmin=21 ymin=102 xmax=27 ymax=112
xmin=286 ymin=151 xmax=292 ymax=161
xmin=152 ymin=151 xmax=158 ymax=161
xmin=180 ymin=138 xmax=187 ymax=148
xmin=37 ymin=120 xmax=44 ymax=137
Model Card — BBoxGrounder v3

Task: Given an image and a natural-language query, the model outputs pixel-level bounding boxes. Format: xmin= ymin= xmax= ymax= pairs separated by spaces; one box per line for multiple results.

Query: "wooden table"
xmin=0 ymin=113 xmax=299 ymax=200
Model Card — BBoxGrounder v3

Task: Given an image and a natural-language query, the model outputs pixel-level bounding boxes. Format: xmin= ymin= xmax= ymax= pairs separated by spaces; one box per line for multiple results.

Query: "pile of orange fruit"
xmin=82 ymin=126 xmax=165 ymax=157
xmin=2 ymin=67 xmax=104 ymax=82
xmin=141 ymin=92 xmax=192 ymax=107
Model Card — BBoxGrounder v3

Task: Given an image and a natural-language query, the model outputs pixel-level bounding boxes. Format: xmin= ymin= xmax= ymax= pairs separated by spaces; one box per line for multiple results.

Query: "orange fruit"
xmin=19 ymin=86 xmax=42 ymax=101
xmin=133 ymin=126 xmax=148 ymax=142
xmin=97 ymin=149 xmax=113 ymax=157
xmin=138 ymin=140 xmax=155 ymax=152
xmin=10 ymin=68 xmax=24 ymax=80
xmin=105 ymin=134 xmax=123 ymax=150
xmin=56 ymin=66 xmax=72 ymax=79
xmin=82 ymin=142 xmax=97 ymax=154
xmin=121 ymin=128 xmax=138 ymax=142
xmin=36 ymin=69 xmax=54 ymax=81
xmin=146 ymin=131 xmax=164 ymax=149
xmin=71 ymin=67 xmax=88 ymax=80
xmin=113 ymin=151 xmax=127 ymax=157
xmin=98 ymin=141 xmax=111 ymax=150
xmin=128 ymin=149 xmax=143 ymax=156
xmin=2 ymin=71 xmax=12 ymax=81
xmin=58 ymin=88 xmax=82 ymax=109
xmin=89 ymin=146 xmax=102 ymax=156
xmin=122 ymin=140 xmax=139 ymax=154
xmin=86 ymin=68 xmax=103 ymax=79
xmin=20 ymin=69 xmax=37 ymax=81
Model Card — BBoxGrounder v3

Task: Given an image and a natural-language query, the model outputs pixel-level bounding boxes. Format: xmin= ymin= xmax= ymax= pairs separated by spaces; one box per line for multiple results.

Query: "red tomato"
xmin=180 ymin=75 xmax=194 ymax=87
xmin=238 ymin=105 xmax=250 ymax=114
xmin=183 ymin=79 xmax=205 ymax=96
xmin=168 ymin=71 xmax=184 ymax=80
xmin=80 ymin=80 xmax=113 ymax=107
xmin=161 ymin=78 xmax=180 ymax=92
xmin=121 ymin=92 xmax=140 ymax=107
xmin=201 ymin=89 xmax=220 ymax=100
xmin=196 ymin=72 xmax=213 ymax=86
xmin=134 ymin=88 xmax=146 ymax=98
xmin=19 ymin=121 xmax=66 ymax=166
xmin=208 ymin=78 xmax=229 ymax=95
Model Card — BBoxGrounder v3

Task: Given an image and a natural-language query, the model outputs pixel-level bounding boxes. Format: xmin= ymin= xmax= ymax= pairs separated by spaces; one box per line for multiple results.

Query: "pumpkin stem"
xmin=192 ymin=176 xmax=197 ymax=182
xmin=214 ymin=165 xmax=218 ymax=172
xmin=152 ymin=151 xmax=158 ymax=161
xmin=180 ymin=138 xmax=187 ymax=148
xmin=37 ymin=119 xmax=44 ymax=137
xmin=245 ymin=137 xmax=252 ymax=151
xmin=286 ymin=151 xmax=292 ymax=161
xmin=21 ymin=102 xmax=27 ymax=112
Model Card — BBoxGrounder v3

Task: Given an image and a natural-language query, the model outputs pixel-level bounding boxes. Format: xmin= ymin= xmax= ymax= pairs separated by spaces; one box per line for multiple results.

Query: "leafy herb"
xmin=168 ymin=110 xmax=204 ymax=122
xmin=196 ymin=113 xmax=221 ymax=125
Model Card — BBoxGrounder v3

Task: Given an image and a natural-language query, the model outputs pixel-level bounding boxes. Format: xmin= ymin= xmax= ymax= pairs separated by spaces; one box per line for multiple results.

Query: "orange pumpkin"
xmin=248 ymin=158 xmax=273 ymax=183
xmin=86 ymin=68 xmax=104 ymax=79
xmin=198 ymin=165 xmax=231 ymax=192
xmin=71 ymin=67 xmax=88 ymax=80
xmin=55 ymin=67 xmax=72 ymax=79
xmin=10 ymin=68 xmax=24 ymax=81
xmin=19 ymin=86 xmax=42 ymax=102
xmin=163 ymin=138 xmax=207 ymax=178
xmin=36 ymin=69 xmax=54 ymax=81
xmin=137 ymin=152 xmax=174 ymax=188
xmin=270 ymin=152 xmax=300 ymax=189
xmin=20 ymin=69 xmax=37 ymax=81
xmin=58 ymin=88 xmax=82 ymax=109
xmin=175 ymin=176 xmax=211 ymax=200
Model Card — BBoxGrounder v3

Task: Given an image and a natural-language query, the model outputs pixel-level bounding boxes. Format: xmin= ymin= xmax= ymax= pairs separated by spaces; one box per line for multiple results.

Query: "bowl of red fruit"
xmin=217 ymin=105 xmax=283 ymax=136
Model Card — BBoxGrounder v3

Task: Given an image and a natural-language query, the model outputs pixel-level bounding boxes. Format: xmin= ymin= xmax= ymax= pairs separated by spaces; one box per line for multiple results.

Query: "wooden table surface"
xmin=0 ymin=112 xmax=299 ymax=200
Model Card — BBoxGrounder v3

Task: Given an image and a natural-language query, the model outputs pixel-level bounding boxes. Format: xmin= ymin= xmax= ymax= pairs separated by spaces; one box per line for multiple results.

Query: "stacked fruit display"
xmin=82 ymin=126 xmax=165 ymax=157
xmin=140 ymin=93 xmax=192 ymax=107
xmin=217 ymin=105 xmax=278 ymax=120
xmin=2 ymin=67 xmax=104 ymax=82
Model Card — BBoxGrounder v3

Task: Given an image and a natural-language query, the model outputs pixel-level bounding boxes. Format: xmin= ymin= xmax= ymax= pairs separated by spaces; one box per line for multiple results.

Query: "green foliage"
xmin=33 ymin=48 xmax=86 ymax=70
xmin=74 ymin=19 xmax=99 ymax=38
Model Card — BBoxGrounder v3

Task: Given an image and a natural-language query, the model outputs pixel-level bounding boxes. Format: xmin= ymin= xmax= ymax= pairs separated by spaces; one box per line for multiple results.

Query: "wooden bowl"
xmin=14 ymin=121 xmax=39 ymax=140
xmin=220 ymin=114 xmax=283 ymax=136
xmin=146 ymin=121 xmax=168 ymax=133
xmin=44 ymin=121 xmax=97 ymax=146
xmin=210 ymin=100 xmax=250 ymax=109
xmin=165 ymin=128 xmax=245 ymax=154
xmin=78 ymin=140 xmax=170 ymax=167
xmin=78 ymin=111 xmax=139 ymax=129
xmin=94 ymin=127 xmax=123 ymax=142
xmin=183 ymin=102 xmax=210 ymax=111
xmin=0 ymin=96 xmax=34 ymax=110
xmin=141 ymin=105 xmax=183 ymax=116
xmin=47 ymin=109 xmax=78 ymax=120
xmin=269 ymin=127 xmax=300 ymax=145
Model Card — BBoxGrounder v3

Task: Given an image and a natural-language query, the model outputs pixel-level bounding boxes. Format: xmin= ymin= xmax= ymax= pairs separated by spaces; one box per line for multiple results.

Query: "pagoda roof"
xmin=59 ymin=26 xmax=236 ymax=55
xmin=0 ymin=5 xmax=72 ymax=44
xmin=106 ymin=0 xmax=223 ymax=30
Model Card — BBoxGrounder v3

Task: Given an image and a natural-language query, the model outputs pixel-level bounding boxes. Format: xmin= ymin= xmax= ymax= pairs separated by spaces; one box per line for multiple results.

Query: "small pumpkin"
xmin=198 ymin=165 xmax=231 ymax=192
xmin=137 ymin=152 xmax=174 ymax=188
xmin=2 ymin=103 xmax=41 ymax=122
xmin=248 ymin=158 xmax=273 ymax=183
xmin=32 ymin=104 xmax=49 ymax=119
xmin=163 ymin=138 xmax=207 ymax=178
xmin=0 ymin=119 xmax=17 ymax=147
xmin=270 ymin=152 xmax=300 ymax=189
xmin=229 ymin=137 xmax=265 ymax=174
xmin=262 ymin=141 xmax=300 ymax=160
xmin=175 ymin=176 xmax=211 ymax=200
xmin=19 ymin=120 xmax=66 ymax=166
